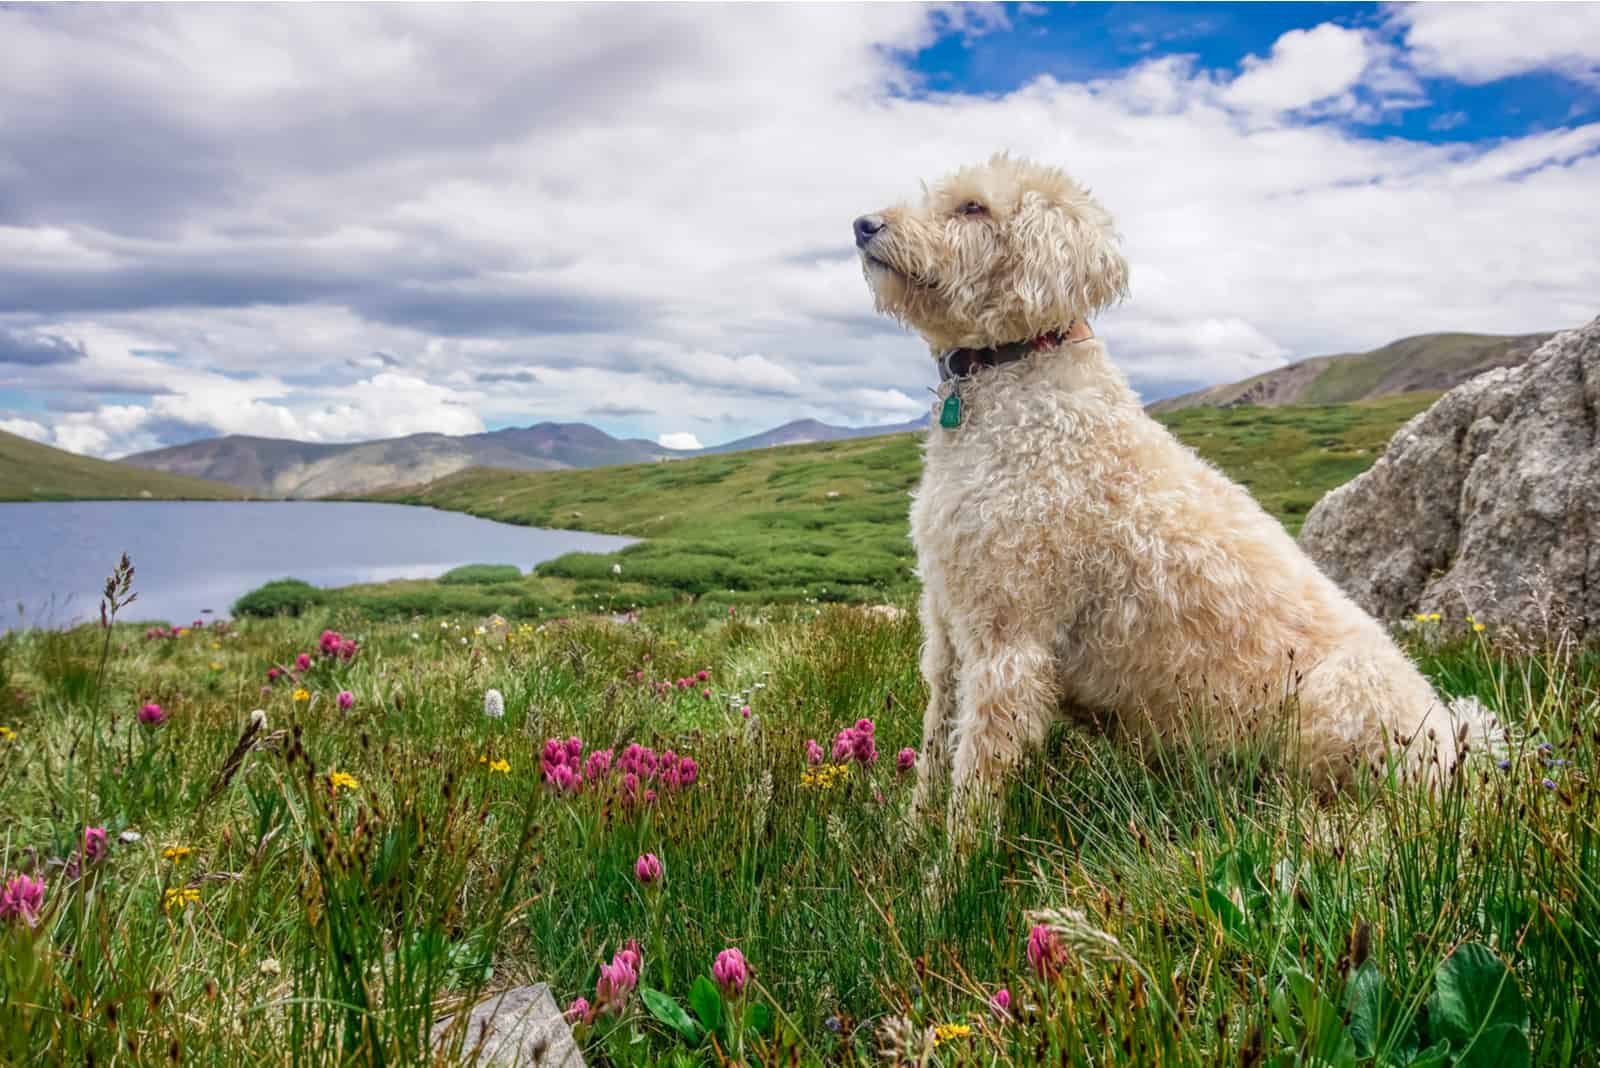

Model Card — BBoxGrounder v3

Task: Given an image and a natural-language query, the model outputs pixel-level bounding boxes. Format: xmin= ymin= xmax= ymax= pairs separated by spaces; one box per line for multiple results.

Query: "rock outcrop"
xmin=1300 ymin=318 xmax=1599 ymax=637
xmin=431 ymin=983 xmax=584 ymax=1067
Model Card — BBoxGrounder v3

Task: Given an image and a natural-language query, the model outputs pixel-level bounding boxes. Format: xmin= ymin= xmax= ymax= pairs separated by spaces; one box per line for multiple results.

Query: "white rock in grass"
xmin=431 ymin=983 xmax=584 ymax=1067
xmin=483 ymin=689 xmax=505 ymax=719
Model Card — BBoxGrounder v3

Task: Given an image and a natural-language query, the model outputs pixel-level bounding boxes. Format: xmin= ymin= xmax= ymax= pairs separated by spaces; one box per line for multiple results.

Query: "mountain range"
xmin=123 ymin=416 xmax=929 ymax=498
xmin=46 ymin=325 xmax=1569 ymax=501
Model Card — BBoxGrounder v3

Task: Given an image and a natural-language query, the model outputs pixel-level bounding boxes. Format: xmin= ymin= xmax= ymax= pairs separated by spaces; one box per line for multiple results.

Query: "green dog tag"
xmin=939 ymin=392 xmax=963 ymax=429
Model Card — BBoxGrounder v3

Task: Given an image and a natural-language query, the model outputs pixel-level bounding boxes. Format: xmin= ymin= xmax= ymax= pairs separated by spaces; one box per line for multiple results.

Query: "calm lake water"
xmin=0 ymin=501 xmax=634 ymax=631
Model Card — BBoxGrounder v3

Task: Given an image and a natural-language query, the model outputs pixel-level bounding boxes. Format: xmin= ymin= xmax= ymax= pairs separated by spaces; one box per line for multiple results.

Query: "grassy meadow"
xmin=5 ymin=391 xmax=1597 ymax=1065
xmin=2 ymin=568 xmax=1597 ymax=1065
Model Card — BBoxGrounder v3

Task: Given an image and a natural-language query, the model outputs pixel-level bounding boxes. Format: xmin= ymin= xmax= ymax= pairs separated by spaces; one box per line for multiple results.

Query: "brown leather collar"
xmin=937 ymin=320 xmax=1094 ymax=382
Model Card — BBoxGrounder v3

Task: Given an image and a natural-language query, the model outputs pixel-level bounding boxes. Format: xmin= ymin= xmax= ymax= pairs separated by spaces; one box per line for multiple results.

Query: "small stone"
xmin=431 ymin=983 xmax=584 ymax=1067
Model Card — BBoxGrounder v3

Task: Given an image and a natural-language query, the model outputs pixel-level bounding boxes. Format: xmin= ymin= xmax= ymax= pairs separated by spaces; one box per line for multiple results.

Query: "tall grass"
xmin=1 ymin=584 xmax=1594 ymax=1065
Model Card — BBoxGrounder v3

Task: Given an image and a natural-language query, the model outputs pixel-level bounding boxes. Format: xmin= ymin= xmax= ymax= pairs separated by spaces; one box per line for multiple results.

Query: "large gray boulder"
xmin=431 ymin=983 xmax=585 ymax=1067
xmin=1300 ymin=317 xmax=1599 ymax=637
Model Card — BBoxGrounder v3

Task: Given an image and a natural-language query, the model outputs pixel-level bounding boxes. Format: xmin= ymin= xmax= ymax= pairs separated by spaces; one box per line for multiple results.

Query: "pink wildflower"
xmin=319 ymin=630 xmax=341 ymax=656
xmin=897 ymin=747 xmax=917 ymax=774
xmin=584 ymin=749 xmax=613 ymax=780
xmin=138 ymin=702 xmax=166 ymax=727
xmin=566 ymin=736 xmax=583 ymax=763
xmin=82 ymin=826 xmax=108 ymax=864
xmin=832 ymin=721 xmax=878 ymax=765
xmin=0 ymin=873 xmax=45 ymax=927
xmin=741 ymin=705 xmax=751 ymax=719
xmin=547 ymin=764 xmax=581 ymax=792
xmin=565 ymin=996 xmax=590 ymax=1023
xmin=696 ymin=670 xmax=709 ymax=683
xmin=338 ymin=638 xmax=357 ymax=660
xmin=990 ymin=988 xmax=1013 ymax=1020
xmin=267 ymin=667 xmax=282 ymax=683
xmin=634 ymin=853 xmax=663 ymax=884
xmin=294 ymin=653 xmax=312 ymax=672
xmin=702 ymin=688 xmax=712 ymax=698
xmin=594 ymin=943 xmax=641 ymax=1013
xmin=1027 ymin=925 xmax=1064 ymax=980
xmin=336 ymin=691 xmax=354 ymax=711
xmin=712 ymin=947 xmax=749 ymax=998
xmin=805 ymin=739 xmax=824 ymax=766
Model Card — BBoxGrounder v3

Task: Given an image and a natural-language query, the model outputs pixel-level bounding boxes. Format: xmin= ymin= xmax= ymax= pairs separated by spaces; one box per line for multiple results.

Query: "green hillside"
xmin=1149 ymin=330 xmax=1549 ymax=412
xmin=337 ymin=393 xmax=1435 ymax=618
xmin=0 ymin=428 xmax=248 ymax=502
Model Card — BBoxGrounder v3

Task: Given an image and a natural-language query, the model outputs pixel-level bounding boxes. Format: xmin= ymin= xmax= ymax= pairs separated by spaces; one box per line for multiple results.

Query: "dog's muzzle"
xmin=853 ymin=215 xmax=885 ymax=249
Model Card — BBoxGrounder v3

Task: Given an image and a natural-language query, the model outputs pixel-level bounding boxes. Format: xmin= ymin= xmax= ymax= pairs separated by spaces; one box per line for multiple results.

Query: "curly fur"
xmin=855 ymin=154 xmax=1485 ymax=837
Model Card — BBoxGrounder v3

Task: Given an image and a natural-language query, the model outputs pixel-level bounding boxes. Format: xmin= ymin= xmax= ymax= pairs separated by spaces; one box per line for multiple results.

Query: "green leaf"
xmin=1344 ymin=961 xmax=1384 ymax=1058
xmin=746 ymin=1002 xmax=773 ymax=1038
xmin=1428 ymin=943 xmax=1528 ymax=1044
xmin=641 ymin=987 xmax=702 ymax=1045
xmin=1456 ymin=1023 xmax=1531 ymax=1068
xmin=688 ymin=975 xmax=724 ymax=1034
xmin=1400 ymin=1039 xmax=1451 ymax=1068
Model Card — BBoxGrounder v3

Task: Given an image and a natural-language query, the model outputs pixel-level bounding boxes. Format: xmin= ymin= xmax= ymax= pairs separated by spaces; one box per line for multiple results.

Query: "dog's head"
xmin=853 ymin=153 xmax=1129 ymax=351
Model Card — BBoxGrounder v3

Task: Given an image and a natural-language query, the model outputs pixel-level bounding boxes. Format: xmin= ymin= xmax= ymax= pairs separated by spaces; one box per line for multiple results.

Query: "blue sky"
xmin=912 ymin=3 xmax=1600 ymax=140
xmin=1 ymin=3 xmax=1597 ymax=456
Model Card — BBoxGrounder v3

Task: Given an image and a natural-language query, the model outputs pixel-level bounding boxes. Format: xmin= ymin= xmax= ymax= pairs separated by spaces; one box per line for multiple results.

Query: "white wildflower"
xmin=118 ymin=830 xmax=142 ymax=844
xmin=248 ymin=709 xmax=268 ymax=730
xmin=612 ymin=563 xmax=622 ymax=575
xmin=483 ymin=689 xmax=505 ymax=719
xmin=259 ymin=957 xmax=281 ymax=977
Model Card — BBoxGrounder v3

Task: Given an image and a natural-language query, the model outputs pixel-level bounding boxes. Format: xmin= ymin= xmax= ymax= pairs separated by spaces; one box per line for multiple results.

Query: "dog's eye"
xmin=958 ymin=200 xmax=988 ymax=217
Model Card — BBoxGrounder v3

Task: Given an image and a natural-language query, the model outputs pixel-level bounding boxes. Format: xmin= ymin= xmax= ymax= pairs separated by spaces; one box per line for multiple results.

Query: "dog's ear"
xmin=1010 ymin=189 xmax=1130 ymax=325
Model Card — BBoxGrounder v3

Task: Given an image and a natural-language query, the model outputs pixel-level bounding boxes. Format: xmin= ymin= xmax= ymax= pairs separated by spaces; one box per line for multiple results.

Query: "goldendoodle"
xmin=853 ymin=154 xmax=1485 ymax=837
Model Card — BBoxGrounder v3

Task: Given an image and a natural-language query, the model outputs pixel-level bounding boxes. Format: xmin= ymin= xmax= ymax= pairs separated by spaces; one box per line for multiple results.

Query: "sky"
xmin=1 ymin=2 xmax=1597 ymax=459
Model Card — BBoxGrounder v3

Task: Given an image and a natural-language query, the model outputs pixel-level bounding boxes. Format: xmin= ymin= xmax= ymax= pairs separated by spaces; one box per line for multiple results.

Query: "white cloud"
xmin=658 ymin=431 xmax=703 ymax=451
xmin=0 ymin=417 xmax=49 ymax=442
xmin=1224 ymin=25 xmax=1374 ymax=114
xmin=0 ymin=5 xmax=1596 ymax=458
xmin=1397 ymin=3 xmax=1600 ymax=85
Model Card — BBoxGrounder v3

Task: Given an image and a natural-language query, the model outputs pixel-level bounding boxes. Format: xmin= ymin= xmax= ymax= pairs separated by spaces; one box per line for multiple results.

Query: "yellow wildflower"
xmin=209 ymin=661 xmax=224 ymax=671
xmin=163 ymin=846 xmax=193 ymax=861
xmin=210 ymin=641 xmax=221 ymax=650
xmin=800 ymin=764 xmax=851 ymax=791
xmin=933 ymin=1023 xmax=973 ymax=1045
xmin=292 ymin=688 xmax=310 ymax=703
xmin=1473 ymin=622 xmax=1486 ymax=632
xmin=163 ymin=887 xmax=201 ymax=911
xmin=1414 ymin=614 xmax=1428 ymax=623
xmin=329 ymin=770 xmax=359 ymax=795
xmin=176 ymin=627 xmax=189 ymax=637
xmin=488 ymin=758 xmax=510 ymax=774
xmin=1428 ymin=613 xmax=1442 ymax=622
xmin=0 ymin=725 xmax=16 ymax=742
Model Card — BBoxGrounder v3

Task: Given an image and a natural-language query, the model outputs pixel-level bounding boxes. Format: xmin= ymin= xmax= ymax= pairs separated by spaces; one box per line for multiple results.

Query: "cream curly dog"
xmin=853 ymin=154 xmax=1485 ymax=837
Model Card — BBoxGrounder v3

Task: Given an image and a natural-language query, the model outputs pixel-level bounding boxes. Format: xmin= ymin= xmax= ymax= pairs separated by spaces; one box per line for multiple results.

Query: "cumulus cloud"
xmin=0 ymin=5 xmax=1596 ymax=457
xmin=0 ymin=417 xmax=49 ymax=442
xmin=658 ymin=432 xmax=704 ymax=451
xmin=1224 ymin=25 xmax=1375 ymax=114
xmin=1396 ymin=3 xmax=1600 ymax=85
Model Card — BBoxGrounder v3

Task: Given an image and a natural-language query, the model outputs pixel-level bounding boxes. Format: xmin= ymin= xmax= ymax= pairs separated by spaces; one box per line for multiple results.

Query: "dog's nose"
xmin=853 ymin=214 xmax=886 ymax=248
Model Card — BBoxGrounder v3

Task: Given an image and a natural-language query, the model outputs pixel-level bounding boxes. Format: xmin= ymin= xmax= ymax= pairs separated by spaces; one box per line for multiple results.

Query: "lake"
xmin=0 ymin=500 xmax=634 ymax=631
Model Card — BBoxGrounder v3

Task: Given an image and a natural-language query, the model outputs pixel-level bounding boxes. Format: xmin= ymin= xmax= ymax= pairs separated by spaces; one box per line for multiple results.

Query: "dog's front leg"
xmin=911 ymin=591 xmax=958 ymax=824
xmin=947 ymin=634 xmax=1056 ymax=850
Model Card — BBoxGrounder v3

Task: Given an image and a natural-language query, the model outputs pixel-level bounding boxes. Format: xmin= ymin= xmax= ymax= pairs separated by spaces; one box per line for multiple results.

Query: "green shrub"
xmin=438 ymin=563 xmax=524 ymax=585
xmin=233 ymin=578 xmax=327 ymax=618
